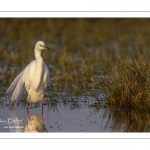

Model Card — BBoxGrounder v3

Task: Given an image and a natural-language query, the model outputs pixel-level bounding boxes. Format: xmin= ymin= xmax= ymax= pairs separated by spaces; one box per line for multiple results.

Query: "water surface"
xmin=1 ymin=92 xmax=150 ymax=132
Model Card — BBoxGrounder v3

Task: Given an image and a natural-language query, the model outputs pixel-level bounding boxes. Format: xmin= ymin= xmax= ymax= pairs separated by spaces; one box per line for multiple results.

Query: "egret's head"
xmin=35 ymin=41 xmax=51 ymax=51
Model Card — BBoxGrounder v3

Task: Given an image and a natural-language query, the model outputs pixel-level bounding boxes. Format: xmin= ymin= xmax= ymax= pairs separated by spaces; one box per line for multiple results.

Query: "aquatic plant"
xmin=103 ymin=48 xmax=150 ymax=110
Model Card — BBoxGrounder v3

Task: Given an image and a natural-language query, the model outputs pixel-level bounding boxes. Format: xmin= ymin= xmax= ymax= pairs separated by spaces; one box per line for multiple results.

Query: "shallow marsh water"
xmin=0 ymin=103 xmax=108 ymax=132
xmin=0 ymin=91 xmax=110 ymax=132
xmin=1 ymin=91 xmax=150 ymax=132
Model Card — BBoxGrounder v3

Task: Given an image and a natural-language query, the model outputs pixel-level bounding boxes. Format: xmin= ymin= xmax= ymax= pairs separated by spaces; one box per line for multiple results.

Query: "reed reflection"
xmin=103 ymin=108 xmax=150 ymax=132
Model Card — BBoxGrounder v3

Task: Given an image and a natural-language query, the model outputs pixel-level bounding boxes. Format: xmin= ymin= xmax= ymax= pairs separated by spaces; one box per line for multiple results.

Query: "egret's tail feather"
xmin=6 ymin=67 xmax=29 ymax=103
xmin=6 ymin=73 xmax=22 ymax=96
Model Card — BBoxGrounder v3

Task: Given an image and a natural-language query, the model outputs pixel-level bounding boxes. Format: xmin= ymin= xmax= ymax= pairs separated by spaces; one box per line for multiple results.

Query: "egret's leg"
xmin=41 ymin=98 xmax=44 ymax=120
xmin=42 ymin=98 xmax=44 ymax=105
xmin=26 ymin=97 xmax=30 ymax=119
xmin=26 ymin=106 xmax=30 ymax=119
xmin=26 ymin=97 xmax=30 ymax=109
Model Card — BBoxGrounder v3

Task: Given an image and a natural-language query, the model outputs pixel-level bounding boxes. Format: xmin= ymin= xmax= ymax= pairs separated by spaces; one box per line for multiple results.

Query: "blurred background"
xmin=1 ymin=18 xmax=150 ymax=92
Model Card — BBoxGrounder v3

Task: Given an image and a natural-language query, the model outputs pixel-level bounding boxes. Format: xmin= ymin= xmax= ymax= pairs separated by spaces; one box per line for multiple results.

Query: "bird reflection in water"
xmin=25 ymin=114 xmax=47 ymax=132
xmin=26 ymin=101 xmax=44 ymax=120
xmin=25 ymin=107 xmax=47 ymax=132
xmin=8 ymin=108 xmax=47 ymax=132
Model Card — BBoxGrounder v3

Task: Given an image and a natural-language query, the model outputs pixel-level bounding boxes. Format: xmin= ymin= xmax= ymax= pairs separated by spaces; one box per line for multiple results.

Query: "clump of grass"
xmin=103 ymin=49 xmax=150 ymax=110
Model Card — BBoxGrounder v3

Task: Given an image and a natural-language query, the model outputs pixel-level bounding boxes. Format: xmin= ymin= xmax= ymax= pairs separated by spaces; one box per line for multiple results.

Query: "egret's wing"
xmin=6 ymin=61 xmax=34 ymax=103
xmin=43 ymin=63 xmax=50 ymax=89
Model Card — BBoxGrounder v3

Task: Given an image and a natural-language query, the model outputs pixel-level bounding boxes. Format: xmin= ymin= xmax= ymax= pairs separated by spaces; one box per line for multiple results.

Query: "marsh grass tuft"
xmin=103 ymin=48 xmax=150 ymax=110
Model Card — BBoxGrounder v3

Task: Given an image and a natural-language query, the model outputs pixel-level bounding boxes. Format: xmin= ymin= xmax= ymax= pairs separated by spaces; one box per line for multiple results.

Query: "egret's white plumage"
xmin=6 ymin=41 xmax=50 ymax=104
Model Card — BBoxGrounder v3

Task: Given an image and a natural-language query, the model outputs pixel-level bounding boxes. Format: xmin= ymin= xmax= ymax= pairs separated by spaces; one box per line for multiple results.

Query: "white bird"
xmin=6 ymin=41 xmax=51 ymax=108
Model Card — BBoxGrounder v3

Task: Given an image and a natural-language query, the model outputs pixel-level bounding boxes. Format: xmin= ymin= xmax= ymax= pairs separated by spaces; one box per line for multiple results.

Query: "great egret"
xmin=6 ymin=41 xmax=51 ymax=109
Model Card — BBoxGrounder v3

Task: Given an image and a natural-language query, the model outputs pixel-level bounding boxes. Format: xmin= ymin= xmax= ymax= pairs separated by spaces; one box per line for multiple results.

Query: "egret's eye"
xmin=40 ymin=44 xmax=44 ymax=47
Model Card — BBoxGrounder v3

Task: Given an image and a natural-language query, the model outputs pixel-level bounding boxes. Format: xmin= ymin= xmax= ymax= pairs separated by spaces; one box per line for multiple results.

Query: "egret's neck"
xmin=34 ymin=48 xmax=42 ymax=59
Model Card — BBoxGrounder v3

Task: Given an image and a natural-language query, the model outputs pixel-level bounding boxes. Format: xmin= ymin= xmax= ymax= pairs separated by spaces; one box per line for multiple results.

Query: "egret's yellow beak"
xmin=40 ymin=44 xmax=51 ymax=50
